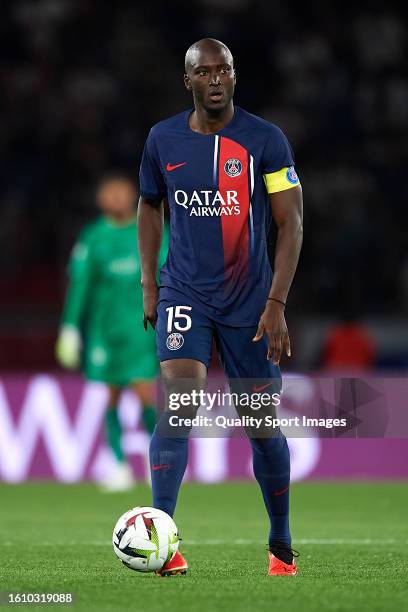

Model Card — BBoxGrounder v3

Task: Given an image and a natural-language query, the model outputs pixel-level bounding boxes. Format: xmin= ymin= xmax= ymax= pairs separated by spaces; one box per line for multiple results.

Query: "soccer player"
xmin=56 ymin=172 xmax=168 ymax=491
xmin=138 ymin=39 xmax=303 ymax=575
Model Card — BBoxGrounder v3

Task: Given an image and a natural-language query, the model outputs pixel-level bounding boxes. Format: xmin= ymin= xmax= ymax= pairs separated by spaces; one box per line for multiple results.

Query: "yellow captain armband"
xmin=263 ymin=166 xmax=300 ymax=194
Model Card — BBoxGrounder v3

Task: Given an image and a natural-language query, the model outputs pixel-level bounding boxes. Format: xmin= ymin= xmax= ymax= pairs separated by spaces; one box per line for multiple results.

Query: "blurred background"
xmin=1 ymin=0 xmax=407 ymax=483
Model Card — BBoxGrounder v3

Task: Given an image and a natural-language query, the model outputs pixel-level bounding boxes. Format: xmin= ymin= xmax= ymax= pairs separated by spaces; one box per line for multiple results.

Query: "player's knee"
xmin=108 ymin=386 xmax=121 ymax=406
xmin=160 ymin=358 xmax=207 ymax=381
xmin=132 ymin=381 xmax=154 ymax=406
xmin=159 ymin=359 xmax=207 ymax=420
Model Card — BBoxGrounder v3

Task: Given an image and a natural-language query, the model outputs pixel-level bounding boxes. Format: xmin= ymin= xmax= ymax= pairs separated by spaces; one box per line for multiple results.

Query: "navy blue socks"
xmin=150 ymin=412 xmax=291 ymax=549
xmin=149 ymin=413 xmax=189 ymax=517
xmin=251 ymin=432 xmax=291 ymax=547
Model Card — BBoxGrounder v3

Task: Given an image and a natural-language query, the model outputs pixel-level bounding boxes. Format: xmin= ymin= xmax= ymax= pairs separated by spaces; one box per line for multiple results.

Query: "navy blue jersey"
xmin=139 ymin=106 xmax=299 ymax=326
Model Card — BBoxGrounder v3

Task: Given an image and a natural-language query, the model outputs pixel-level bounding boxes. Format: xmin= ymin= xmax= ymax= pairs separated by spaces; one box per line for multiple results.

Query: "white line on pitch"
xmin=0 ymin=538 xmax=401 ymax=546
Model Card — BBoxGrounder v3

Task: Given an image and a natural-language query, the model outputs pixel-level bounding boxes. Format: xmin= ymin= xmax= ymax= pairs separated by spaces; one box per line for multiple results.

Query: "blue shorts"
xmin=156 ymin=296 xmax=281 ymax=381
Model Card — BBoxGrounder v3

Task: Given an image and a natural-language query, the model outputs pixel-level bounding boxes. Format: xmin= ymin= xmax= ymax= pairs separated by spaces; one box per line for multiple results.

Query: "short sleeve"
xmin=261 ymin=124 xmax=295 ymax=174
xmin=139 ymin=129 xmax=166 ymax=200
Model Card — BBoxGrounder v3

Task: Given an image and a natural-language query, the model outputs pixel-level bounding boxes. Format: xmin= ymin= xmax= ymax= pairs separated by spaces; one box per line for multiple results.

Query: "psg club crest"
xmin=224 ymin=158 xmax=243 ymax=177
xmin=286 ymin=166 xmax=299 ymax=184
xmin=166 ymin=332 xmax=184 ymax=351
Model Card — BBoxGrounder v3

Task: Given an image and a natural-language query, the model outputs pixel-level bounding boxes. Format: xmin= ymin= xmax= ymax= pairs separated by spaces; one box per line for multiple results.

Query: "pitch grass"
xmin=0 ymin=482 xmax=407 ymax=612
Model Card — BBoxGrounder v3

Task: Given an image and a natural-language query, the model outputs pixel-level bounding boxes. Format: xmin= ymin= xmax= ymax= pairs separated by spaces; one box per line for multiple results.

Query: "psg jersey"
xmin=139 ymin=106 xmax=299 ymax=326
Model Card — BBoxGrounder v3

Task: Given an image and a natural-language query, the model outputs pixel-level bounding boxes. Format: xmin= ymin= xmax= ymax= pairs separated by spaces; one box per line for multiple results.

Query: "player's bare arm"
xmin=137 ymin=196 xmax=164 ymax=329
xmin=253 ymin=184 xmax=303 ymax=364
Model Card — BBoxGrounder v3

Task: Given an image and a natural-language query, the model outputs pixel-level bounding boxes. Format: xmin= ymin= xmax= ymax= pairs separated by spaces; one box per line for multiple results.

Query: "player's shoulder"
xmin=148 ymin=111 xmax=189 ymax=139
xmin=69 ymin=218 xmax=102 ymax=262
xmin=237 ymin=107 xmax=288 ymax=142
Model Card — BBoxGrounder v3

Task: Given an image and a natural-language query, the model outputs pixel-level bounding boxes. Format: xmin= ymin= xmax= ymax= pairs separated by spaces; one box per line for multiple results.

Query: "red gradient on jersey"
xmin=218 ymin=136 xmax=249 ymax=286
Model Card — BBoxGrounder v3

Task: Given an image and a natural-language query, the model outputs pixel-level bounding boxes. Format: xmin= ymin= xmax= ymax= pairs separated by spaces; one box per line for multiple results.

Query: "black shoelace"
xmin=268 ymin=542 xmax=300 ymax=565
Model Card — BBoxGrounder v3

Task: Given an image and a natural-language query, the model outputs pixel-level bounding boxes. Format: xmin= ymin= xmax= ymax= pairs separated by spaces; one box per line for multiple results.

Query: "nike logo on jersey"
xmin=166 ymin=162 xmax=187 ymax=172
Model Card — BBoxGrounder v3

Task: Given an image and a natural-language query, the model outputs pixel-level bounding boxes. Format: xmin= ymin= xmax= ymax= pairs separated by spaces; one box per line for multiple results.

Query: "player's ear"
xmin=184 ymin=73 xmax=192 ymax=91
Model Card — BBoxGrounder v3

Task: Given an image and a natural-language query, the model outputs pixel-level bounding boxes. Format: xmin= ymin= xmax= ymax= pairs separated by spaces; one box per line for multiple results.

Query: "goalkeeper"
xmin=56 ymin=172 xmax=168 ymax=491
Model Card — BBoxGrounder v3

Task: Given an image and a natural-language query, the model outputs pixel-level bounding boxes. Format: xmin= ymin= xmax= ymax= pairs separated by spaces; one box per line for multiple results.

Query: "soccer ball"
xmin=112 ymin=506 xmax=179 ymax=572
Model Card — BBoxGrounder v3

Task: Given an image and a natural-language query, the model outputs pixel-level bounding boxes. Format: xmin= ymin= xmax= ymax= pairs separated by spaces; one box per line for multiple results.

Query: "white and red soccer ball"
xmin=112 ymin=506 xmax=179 ymax=573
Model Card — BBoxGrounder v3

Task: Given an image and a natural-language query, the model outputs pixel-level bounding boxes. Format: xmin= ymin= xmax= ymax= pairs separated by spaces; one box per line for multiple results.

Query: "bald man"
xmin=138 ymin=38 xmax=303 ymax=576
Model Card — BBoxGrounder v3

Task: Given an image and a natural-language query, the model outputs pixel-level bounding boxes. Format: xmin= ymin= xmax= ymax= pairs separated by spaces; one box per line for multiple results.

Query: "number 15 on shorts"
xmin=166 ymin=306 xmax=192 ymax=333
